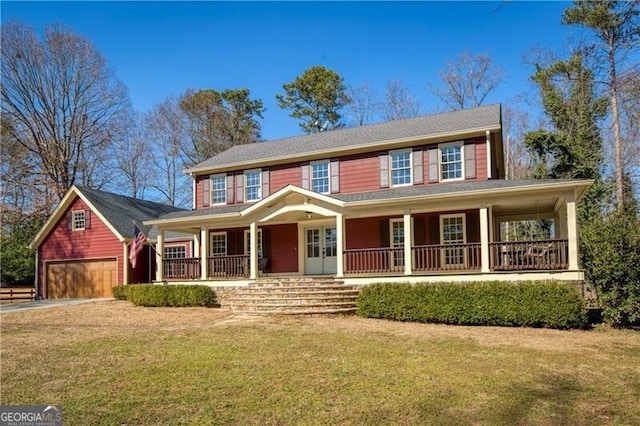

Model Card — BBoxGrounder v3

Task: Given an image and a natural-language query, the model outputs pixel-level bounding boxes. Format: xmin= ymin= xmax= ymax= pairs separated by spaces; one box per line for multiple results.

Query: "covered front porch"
xmin=145 ymin=181 xmax=590 ymax=284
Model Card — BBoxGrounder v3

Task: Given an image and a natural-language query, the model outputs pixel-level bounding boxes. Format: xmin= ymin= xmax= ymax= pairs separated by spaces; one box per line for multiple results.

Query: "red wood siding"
xmin=473 ymin=138 xmax=487 ymax=181
xmin=339 ymin=152 xmax=381 ymax=194
xmin=264 ymin=224 xmax=298 ymax=273
xmin=345 ymin=216 xmax=397 ymax=249
xmin=38 ymin=197 xmax=125 ymax=297
xmin=270 ymin=163 xmax=302 ymax=193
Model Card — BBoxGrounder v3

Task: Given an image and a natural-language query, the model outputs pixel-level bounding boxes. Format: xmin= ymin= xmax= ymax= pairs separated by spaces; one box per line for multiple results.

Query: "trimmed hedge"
xmin=126 ymin=284 xmax=217 ymax=307
xmin=356 ymin=281 xmax=587 ymax=329
xmin=112 ymin=285 xmax=129 ymax=300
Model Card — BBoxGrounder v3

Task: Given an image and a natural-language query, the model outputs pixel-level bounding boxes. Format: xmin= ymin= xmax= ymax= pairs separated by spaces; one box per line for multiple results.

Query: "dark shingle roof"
xmin=187 ymin=104 xmax=502 ymax=173
xmin=78 ymin=186 xmax=186 ymax=238
xmin=149 ymin=179 xmax=589 ymax=222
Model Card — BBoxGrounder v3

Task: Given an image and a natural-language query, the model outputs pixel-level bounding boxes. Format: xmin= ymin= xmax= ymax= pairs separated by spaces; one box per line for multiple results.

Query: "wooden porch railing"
xmin=489 ymin=239 xmax=568 ymax=271
xmin=208 ymin=255 xmax=250 ymax=278
xmin=412 ymin=243 xmax=481 ymax=272
xmin=344 ymin=247 xmax=405 ymax=274
xmin=163 ymin=257 xmax=201 ymax=280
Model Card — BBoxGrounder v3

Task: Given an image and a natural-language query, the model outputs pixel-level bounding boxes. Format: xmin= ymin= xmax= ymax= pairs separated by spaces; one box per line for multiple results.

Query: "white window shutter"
xmin=262 ymin=169 xmax=270 ymax=197
xmin=330 ymin=160 xmax=339 ymax=193
xmin=226 ymin=174 xmax=234 ymax=204
xmin=202 ymin=177 xmax=210 ymax=207
xmin=413 ymin=148 xmax=423 ymax=184
xmin=301 ymin=163 xmax=310 ymax=190
xmin=428 ymin=148 xmax=439 ymax=183
xmin=235 ymin=173 xmax=244 ymax=203
xmin=465 ymin=142 xmax=476 ymax=179
xmin=379 ymin=153 xmax=389 ymax=188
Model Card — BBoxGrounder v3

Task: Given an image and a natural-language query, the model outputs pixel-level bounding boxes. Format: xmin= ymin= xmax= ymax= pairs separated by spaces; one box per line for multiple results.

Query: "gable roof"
xmin=185 ymin=104 xmax=502 ymax=175
xmin=29 ymin=186 xmax=186 ymax=249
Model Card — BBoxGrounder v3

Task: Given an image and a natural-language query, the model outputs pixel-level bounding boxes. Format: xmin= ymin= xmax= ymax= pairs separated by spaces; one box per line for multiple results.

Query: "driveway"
xmin=0 ymin=298 xmax=114 ymax=313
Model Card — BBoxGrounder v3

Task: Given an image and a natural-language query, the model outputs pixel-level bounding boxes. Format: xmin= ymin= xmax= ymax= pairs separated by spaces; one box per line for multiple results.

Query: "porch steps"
xmin=227 ymin=277 xmax=360 ymax=315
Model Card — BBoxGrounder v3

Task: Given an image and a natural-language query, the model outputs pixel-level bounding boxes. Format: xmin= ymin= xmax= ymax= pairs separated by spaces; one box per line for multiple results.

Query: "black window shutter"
xmin=66 ymin=212 xmax=72 ymax=231
xmin=85 ymin=210 xmax=91 ymax=229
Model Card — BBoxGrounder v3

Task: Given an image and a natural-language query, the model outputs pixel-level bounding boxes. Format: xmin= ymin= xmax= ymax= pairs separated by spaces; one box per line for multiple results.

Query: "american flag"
xmin=129 ymin=226 xmax=146 ymax=269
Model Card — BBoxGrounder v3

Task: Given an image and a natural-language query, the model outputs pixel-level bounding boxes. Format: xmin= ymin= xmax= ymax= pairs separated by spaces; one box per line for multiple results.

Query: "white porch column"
xmin=480 ymin=205 xmax=490 ymax=273
xmin=250 ymin=222 xmax=258 ymax=279
xmin=194 ymin=233 xmax=201 ymax=258
xmin=566 ymin=193 xmax=579 ymax=270
xmin=156 ymin=230 xmax=164 ymax=281
xmin=200 ymin=227 xmax=208 ymax=280
xmin=404 ymin=211 xmax=412 ymax=275
xmin=336 ymin=213 xmax=345 ymax=278
xmin=123 ymin=243 xmax=129 ymax=285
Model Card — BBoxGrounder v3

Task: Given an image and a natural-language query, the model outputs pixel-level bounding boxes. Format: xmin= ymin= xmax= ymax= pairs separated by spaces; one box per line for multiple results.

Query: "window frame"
xmin=439 ymin=213 xmax=467 ymax=267
xmin=210 ymin=174 xmax=227 ymax=205
xmin=439 ymin=142 xmax=465 ymax=182
xmin=389 ymin=149 xmax=413 ymax=187
xmin=209 ymin=232 xmax=227 ymax=257
xmin=244 ymin=169 xmax=262 ymax=202
xmin=310 ymin=160 xmax=330 ymax=194
xmin=164 ymin=245 xmax=186 ymax=259
xmin=71 ymin=210 xmax=86 ymax=231
xmin=243 ymin=229 xmax=263 ymax=257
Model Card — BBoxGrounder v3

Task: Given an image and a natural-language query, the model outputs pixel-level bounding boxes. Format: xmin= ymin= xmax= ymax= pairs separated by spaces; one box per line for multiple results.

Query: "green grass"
xmin=1 ymin=302 xmax=639 ymax=425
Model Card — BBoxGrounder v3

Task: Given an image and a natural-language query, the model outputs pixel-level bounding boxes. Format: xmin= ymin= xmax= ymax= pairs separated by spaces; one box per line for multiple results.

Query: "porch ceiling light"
xmin=305 ymin=211 xmax=313 ymax=219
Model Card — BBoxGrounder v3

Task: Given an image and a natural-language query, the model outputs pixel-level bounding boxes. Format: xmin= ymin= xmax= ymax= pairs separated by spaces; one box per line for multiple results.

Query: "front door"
xmin=305 ymin=226 xmax=337 ymax=275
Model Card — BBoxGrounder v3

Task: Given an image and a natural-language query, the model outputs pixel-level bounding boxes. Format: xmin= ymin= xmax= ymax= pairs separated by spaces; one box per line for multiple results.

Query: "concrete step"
xmin=230 ymin=296 xmax=358 ymax=305
xmin=233 ymin=288 xmax=360 ymax=296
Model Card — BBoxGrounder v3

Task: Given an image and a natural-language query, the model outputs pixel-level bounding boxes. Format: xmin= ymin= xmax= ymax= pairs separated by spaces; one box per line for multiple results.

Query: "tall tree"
xmin=179 ymin=88 xmax=264 ymax=164
xmin=1 ymin=21 xmax=131 ymax=201
xmin=112 ymin=112 xmax=154 ymax=199
xmin=428 ymin=50 xmax=504 ymax=110
xmin=276 ymin=65 xmax=350 ymax=133
xmin=145 ymin=95 xmax=190 ymax=207
xmin=563 ymin=0 xmax=639 ymax=210
xmin=381 ymin=79 xmax=420 ymax=121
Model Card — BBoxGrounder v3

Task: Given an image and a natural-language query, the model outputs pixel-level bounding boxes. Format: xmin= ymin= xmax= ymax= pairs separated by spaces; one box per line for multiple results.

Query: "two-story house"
xmin=144 ymin=104 xmax=592 ymax=287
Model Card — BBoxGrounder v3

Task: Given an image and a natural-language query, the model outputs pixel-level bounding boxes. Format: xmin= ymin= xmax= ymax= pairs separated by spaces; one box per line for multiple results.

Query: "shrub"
xmin=357 ymin=281 xmax=587 ymax=329
xmin=127 ymin=284 xmax=217 ymax=307
xmin=112 ymin=285 xmax=129 ymax=300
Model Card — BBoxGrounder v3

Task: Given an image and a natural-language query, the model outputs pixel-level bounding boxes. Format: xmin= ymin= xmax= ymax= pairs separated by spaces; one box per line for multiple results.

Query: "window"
xmin=440 ymin=143 xmax=464 ymax=181
xmin=390 ymin=150 xmax=412 ymax=186
xmin=210 ymin=232 xmax=227 ymax=256
xmin=164 ymin=246 xmax=186 ymax=259
xmin=244 ymin=229 xmax=263 ymax=256
xmin=211 ymin=174 xmax=226 ymax=205
xmin=245 ymin=170 xmax=261 ymax=202
xmin=440 ymin=214 xmax=466 ymax=266
xmin=311 ymin=161 xmax=330 ymax=194
xmin=390 ymin=219 xmax=405 ymax=268
xmin=72 ymin=210 xmax=85 ymax=231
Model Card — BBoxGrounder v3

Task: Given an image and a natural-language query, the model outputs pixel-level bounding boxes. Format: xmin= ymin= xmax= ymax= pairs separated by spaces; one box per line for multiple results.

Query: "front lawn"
xmin=1 ymin=301 xmax=639 ymax=425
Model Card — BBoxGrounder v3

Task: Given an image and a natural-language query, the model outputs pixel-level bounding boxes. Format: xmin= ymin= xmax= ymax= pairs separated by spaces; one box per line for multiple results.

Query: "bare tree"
xmin=381 ymin=79 xmax=420 ymax=121
xmin=1 ymin=21 xmax=131 ymax=201
xmin=145 ymin=95 xmax=190 ymax=207
xmin=428 ymin=50 xmax=504 ymax=110
xmin=502 ymin=105 xmax=535 ymax=179
xmin=345 ymin=81 xmax=380 ymax=126
xmin=111 ymin=112 xmax=154 ymax=198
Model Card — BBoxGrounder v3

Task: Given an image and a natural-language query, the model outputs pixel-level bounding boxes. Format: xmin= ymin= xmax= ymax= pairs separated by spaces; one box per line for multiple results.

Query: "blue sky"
xmin=2 ymin=1 xmax=574 ymax=140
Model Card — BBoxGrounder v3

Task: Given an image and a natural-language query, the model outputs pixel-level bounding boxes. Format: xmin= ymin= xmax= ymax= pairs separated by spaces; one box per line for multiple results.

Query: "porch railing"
xmin=412 ymin=243 xmax=481 ymax=272
xmin=489 ymin=239 xmax=568 ymax=271
xmin=344 ymin=247 xmax=405 ymax=274
xmin=163 ymin=257 xmax=201 ymax=280
xmin=208 ymin=255 xmax=250 ymax=278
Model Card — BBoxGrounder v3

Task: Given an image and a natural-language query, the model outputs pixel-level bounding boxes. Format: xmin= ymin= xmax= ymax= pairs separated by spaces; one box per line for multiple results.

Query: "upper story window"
xmin=211 ymin=174 xmax=226 ymax=205
xmin=245 ymin=170 xmax=262 ymax=202
xmin=72 ymin=210 xmax=85 ymax=231
xmin=311 ymin=161 xmax=330 ymax=194
xmin=390 ymin=150 xmax=412 ymax=186
xmin=440 ymin=142 xmax=464 ymax=181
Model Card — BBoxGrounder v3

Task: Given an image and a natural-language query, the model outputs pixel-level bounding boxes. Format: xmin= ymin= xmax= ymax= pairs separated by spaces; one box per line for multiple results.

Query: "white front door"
xmin=305 ymin=226 xmax=337 ymax=275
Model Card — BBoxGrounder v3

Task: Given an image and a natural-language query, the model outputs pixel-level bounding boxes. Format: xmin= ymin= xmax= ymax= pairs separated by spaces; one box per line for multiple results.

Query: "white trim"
xmin=71 ymin=210 xmax=86 ymax=231
xmin=438 ymin=141 xmax=465 ymax=182
xmin=210 ymin=173 xmax=228 ymax=206
xmin=486 ymin=130 xmax=492 ymax=179
xmin=389 ymin=148 xmax=413 ymax=187
xmin=310 ymin=160 xmax=331 ymax=194
xmin=244 ymin=169 xmax=262 ymax=202
xmin=209 ymin=231 xmax=227 ymax=257
xmin=243 ymin=228 xmax=263 ymax=256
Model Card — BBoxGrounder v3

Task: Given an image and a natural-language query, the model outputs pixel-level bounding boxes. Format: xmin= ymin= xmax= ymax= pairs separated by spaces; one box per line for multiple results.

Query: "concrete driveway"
xmin=0 ymin=298 xmax=113 ymax=313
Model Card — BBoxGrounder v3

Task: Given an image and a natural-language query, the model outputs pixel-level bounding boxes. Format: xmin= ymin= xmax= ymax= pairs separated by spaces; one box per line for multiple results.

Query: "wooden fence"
xmin=1 ymin=287 xmax=36 ymax=303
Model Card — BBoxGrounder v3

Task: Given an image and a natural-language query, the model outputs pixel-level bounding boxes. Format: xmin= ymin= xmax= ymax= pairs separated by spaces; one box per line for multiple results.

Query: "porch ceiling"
xmin=491 ymin=196 xmax=559 ymax=218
